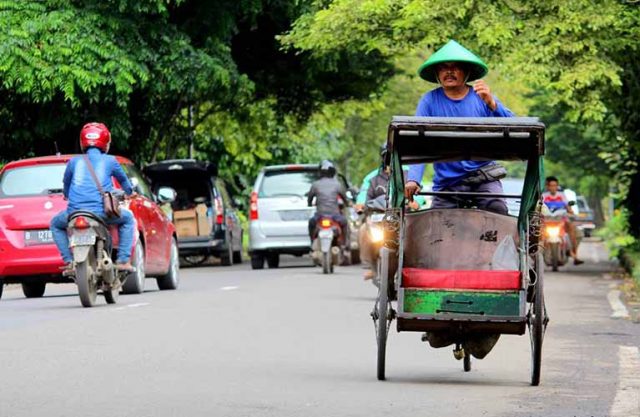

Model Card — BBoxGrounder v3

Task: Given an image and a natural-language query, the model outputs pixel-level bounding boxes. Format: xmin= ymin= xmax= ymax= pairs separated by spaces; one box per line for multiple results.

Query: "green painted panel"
xmin=403 ymin=290 xmax=520 ymax=316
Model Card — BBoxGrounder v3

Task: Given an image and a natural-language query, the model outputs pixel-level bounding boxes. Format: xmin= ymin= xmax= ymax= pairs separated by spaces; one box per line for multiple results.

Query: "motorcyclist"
xmin=50 ymin=123 xmax=137 ymax=271
xmin=307 ymin=160 xmax=349 ymax=246
xmin=404 ymin=40 xmax=513 ymax=214
xmin=542 ymin=176 xmax=584 ymax=265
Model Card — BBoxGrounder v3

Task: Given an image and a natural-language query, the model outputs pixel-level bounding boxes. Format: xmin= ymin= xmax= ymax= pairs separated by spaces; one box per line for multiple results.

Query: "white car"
xmin=248 ymin=164 xmax=353 ymax=269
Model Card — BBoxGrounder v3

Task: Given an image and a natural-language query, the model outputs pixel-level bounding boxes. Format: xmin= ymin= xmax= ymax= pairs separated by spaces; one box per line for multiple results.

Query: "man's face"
xmin=546 ymin=180 xmax=559 ymax=194
xmin=436 ymin=62 xmax=466 ymax=88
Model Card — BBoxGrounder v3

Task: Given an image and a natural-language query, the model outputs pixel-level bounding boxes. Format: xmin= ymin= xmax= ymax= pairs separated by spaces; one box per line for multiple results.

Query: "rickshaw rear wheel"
xmin=530 ymin=253 xmax=545 ymax=386
xmin=376 ymin=248 xmax=390 ymax=381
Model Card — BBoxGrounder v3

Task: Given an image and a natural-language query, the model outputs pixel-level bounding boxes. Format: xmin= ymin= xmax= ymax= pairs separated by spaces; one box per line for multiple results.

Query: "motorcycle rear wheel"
xmin=76 ymin=252 xmax=97 ymax=308
xmin=322 ymin=252 xmax=331 ymax=274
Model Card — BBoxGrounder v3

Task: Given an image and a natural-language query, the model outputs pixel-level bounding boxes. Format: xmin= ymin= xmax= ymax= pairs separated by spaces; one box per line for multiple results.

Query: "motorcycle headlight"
xmin=546 ymin=226 xmax=560 ymax=238
xmin=370 ymin=226 xmax=384 ymax=243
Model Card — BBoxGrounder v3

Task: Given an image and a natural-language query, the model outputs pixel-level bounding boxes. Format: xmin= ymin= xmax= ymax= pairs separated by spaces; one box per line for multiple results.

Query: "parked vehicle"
xmin=0 ymin=155 xmax=179 ymax=300
xmin=501 ymin=178 xmax=525 ymax=217
xmin=575 ymin=196 xmax=596 ymax=237
xmin=144 ymin=160 xmax=243 ymax=266
xmin=248 ymin=164 xmax=356 ymax=270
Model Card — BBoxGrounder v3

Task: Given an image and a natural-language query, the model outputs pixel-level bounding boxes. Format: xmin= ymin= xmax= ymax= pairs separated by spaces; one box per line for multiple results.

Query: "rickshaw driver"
xmin=402 ymin=40 xmax=515 ymax=360
xmin=404 ymin=40 xmax=514 ymax=214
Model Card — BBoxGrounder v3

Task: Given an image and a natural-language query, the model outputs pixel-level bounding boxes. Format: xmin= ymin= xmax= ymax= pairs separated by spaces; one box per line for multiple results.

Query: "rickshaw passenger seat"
xmin=402 ymin=268 xmax=521 ymax=290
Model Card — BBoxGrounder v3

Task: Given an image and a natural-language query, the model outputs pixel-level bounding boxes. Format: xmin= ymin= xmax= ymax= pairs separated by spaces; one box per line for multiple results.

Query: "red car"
xmin=0 ymin=154 xmax=179 ymax=299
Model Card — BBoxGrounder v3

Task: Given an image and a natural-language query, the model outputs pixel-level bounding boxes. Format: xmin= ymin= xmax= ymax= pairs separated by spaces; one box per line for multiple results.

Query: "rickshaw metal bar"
xmin=396 ymin=313 xmax=526 ymax=322
xmin=417 ymin=191 xmax=522 ymax=199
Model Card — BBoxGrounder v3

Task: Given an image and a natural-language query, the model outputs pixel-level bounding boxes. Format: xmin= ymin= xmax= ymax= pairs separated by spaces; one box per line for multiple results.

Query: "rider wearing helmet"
xmin=50 ymin=123 xmax=136 ymax=271
xmin=307 ymin=160 xmax=349 ymax=242
xmin=404 ymin=40 xmax=514 ymax=214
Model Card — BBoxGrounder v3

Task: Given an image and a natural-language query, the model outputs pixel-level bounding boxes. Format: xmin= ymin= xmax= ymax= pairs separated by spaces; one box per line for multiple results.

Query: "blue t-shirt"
xmin=407 ymin=87 xmax=514 ymax=190
xmin=63 ymin=148 xmax=133 ymax=215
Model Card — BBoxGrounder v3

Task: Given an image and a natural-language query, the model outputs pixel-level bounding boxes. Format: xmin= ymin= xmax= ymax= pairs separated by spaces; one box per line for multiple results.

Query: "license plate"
xmin=24 ymin=230 xmax=54 ymax=246
xmin=280 ymin=210 xmax=311 ymax=221
xmin=70 ymin=234 xmax=96 ymax=247
xmin=370 ymin=213 xmax=385 ymax=222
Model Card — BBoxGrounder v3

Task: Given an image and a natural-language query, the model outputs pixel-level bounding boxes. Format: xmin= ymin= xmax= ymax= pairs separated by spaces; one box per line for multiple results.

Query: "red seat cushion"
xmin=402 ymin=268 xmax=521 ymax=290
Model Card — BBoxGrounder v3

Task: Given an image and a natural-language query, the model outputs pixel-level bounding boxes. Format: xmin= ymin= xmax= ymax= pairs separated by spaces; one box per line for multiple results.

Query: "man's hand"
xmin=404 ymin=181 xmax=421 ymax=201
xmin=473 ymin=80 xmax=497 ymax=111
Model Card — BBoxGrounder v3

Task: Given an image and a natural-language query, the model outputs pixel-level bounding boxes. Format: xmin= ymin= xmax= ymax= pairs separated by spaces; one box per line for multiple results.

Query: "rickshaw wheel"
xmin=463 ymin=353 xmax=471 ymax=372
xmin=376 ymin=248 xmax=391 ymax=381
xmin=529 ymin=253 xmax=546 ymax=386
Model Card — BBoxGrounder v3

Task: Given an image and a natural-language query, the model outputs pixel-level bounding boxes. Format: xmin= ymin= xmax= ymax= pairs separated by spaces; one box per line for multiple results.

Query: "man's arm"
xmin=111 ymin=158 xmax=134 ymax=195
xmin=356 ymin=169 xmax=377 ymax=205
xmin=307 ymin=184 xmax=316 ymax=207
xmin=489 ymin=97 xmax=514 ymax=117
xmin=62 ymin=160 xmax=74 ymax=198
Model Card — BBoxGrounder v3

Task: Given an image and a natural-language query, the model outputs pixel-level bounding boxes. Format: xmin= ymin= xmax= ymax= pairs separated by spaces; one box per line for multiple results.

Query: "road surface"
xmin=0 ymin=241 xmax=638 ymax=417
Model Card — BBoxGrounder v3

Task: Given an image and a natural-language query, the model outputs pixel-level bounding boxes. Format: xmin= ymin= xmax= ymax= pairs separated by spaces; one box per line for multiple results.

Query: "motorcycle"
xmin=543 ymin=215 xmax=569 ymax=271
xmin=311 ymin=217 xmax=342 ymax=274
xmin=65 ymin=192 xmax=134 ymax=307
xmin=362 ymin=195 xmax=387 ymax=287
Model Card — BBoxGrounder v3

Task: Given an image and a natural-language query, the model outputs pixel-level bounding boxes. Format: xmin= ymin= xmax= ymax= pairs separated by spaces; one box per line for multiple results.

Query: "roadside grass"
xmin=598 ymin=209 xmax=640 ymax=304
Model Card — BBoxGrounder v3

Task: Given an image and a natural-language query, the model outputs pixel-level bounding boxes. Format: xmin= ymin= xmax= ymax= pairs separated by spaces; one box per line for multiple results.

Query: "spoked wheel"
xmin=374 ymin=247 xmax=393 ymax=381
xmin=529 ymin=253 xmax=548 ymax=386
xmin=463 ymin=352 xmax=472 ymax=372
xmin=76 ymin=251 xmax=98 ymax=308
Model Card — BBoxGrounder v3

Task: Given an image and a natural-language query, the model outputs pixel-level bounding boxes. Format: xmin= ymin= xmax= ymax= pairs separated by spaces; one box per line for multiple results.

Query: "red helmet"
xmin=80 ymin=122 xmax=111 ymax=152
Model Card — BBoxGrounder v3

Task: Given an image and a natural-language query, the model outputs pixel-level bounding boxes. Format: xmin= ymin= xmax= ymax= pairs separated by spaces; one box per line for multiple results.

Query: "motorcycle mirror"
xmin=568 ymin=201 xmax=576 ymax=206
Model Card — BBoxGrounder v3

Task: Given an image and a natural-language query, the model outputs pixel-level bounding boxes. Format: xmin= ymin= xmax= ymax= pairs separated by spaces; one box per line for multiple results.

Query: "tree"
xmin=284 ymin=0 xmax=640 ymax=232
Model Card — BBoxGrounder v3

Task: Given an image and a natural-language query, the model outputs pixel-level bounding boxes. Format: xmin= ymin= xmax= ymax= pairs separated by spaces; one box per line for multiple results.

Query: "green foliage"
xmin=598 ymin=209 xmax=636 ymax=258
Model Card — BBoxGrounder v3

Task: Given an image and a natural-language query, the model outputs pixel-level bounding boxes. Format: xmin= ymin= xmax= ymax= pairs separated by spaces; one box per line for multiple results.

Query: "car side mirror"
xmin=157 ymin=186 xmax=177 ymax=204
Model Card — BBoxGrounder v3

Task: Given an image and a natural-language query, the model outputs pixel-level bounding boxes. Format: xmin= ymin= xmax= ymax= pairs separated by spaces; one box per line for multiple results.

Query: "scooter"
xmin=311 ymin=217 xmax=342 ymax=274
xmin=362 ymin=195 xmax=386 ymax=287
xmin=65 ymin=193 xmax=135 ymax=307
xmin=543 ymin=214 xmax=570 ymax=272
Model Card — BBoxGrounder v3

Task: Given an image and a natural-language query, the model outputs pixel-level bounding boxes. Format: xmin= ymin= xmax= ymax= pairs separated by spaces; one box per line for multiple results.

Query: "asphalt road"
xmin=0 ymin=240 xmax=638 ymax=417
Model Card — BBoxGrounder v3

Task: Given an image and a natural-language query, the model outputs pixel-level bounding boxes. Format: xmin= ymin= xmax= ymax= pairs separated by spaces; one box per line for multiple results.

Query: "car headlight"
xmin=370 ymin=226 xmax=384 ymax=243
xmin=546 ymin=226 xmax=560 ymax=238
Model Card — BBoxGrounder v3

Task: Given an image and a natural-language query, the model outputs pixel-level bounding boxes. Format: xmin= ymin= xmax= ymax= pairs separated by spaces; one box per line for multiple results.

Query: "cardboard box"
xmin=195 ymin=204 xmax=211 ymax=236
xmin=174 ymin=209 xmax=198 ymax=237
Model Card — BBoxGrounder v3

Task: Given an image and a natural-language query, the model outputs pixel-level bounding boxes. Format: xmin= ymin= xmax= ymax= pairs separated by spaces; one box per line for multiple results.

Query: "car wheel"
xmin=267 ymin=254 xmax=280 ymax=269
xmin=157 ymin=238 xmax=180 ymax=290
xmin=251 ymin=253 xmax=265 ymax=270
xmin=220 ymin=234 xmax=233 ymax=266
xmin=22 ymin=281 xmax=46 ymax=298
xmin=122 ymin=240 xmax=146 ymax=294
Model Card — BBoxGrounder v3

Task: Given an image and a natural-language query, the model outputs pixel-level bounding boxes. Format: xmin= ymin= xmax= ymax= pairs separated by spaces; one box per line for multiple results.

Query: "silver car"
xmin=249 ymin=164 xmax=353 ymax=269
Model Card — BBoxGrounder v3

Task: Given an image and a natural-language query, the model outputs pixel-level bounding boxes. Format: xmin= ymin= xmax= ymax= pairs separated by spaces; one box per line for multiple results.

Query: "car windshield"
xmin=259 ymin=170 xmax=319 ymax=198
xmin=0 ymin=164 xmax=66 ymax=197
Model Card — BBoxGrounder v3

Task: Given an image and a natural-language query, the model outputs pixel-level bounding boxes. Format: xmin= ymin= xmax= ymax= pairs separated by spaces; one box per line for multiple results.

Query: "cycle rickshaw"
xmin=373 ymin=116 xmax=549 ymax=386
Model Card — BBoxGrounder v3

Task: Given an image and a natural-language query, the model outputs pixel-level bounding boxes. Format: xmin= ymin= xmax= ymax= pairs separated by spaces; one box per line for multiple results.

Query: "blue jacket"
xmin=407 ymin=87 xmax=514 ymax=190
xmin=63 ymin=148 xmax=133 ymax=216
